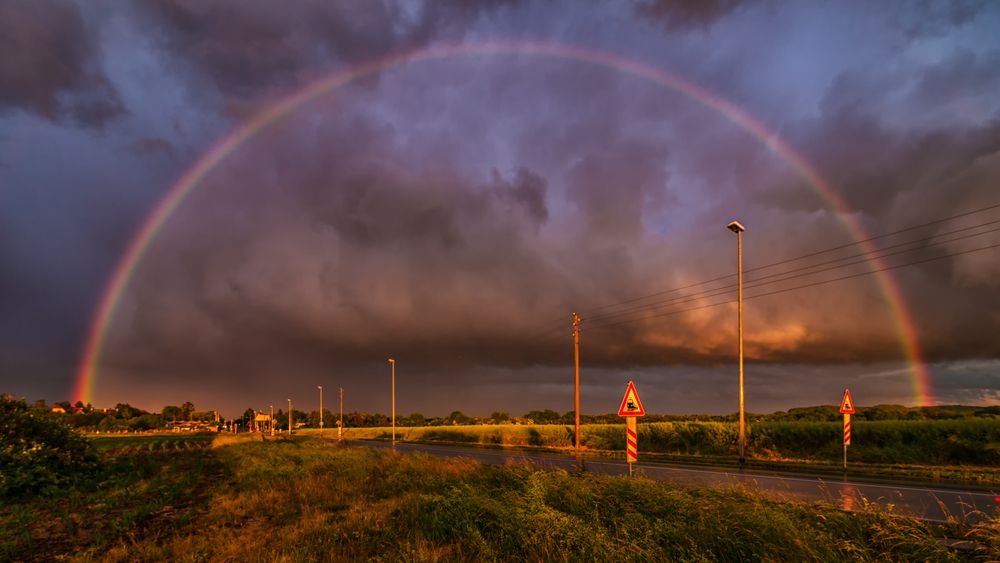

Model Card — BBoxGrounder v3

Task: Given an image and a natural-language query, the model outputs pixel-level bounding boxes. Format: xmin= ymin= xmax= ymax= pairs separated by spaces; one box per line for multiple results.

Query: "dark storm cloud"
xmin=888 ymin=0 xmax=986 ymax=41
xmin=3 ymin=0 xmax=999 ymax=414
xmin=138 ymin=0 xmax=520 ymax=103
xmin=0 ymin=0 xmax=125 ymax=127
xmin=633 ymin=0 xmax=749 ymax=31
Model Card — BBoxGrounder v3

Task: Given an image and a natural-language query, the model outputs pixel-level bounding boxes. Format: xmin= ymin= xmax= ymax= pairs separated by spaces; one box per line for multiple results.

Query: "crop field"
xmin=89 ymin=433 xmax=215 ymax=456
xmin=2 ymin=434 xmax=997 ymax=561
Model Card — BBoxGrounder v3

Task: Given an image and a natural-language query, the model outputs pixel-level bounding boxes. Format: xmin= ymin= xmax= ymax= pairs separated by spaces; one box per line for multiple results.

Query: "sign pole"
xmin=618 ymin=380 xmax=646 ymax=478
xmin=839 ymin=389 xmax=855 ymax=472
xmin=626 ymin=416 xmax=637 ymax=478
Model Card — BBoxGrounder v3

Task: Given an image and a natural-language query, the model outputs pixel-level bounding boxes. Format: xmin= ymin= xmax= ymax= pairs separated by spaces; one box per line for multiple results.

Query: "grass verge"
xmin=4 ymin=434 xmax=997 ymax=561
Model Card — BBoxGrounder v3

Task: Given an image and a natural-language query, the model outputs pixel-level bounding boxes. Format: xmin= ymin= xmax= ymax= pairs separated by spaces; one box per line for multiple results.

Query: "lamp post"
xmin=388 ymin=358 xmax=395 ymax=445
xmin=318 ymin=385 xmax=324 ymax=433
xmin=727 ymin=220 xmax=746 ymax=468
xmin=339 ymin=387 xmax=344 ymax=441
xmin=270 ymin=404 xmax=274 ymax=436
xmin=287 ymin=398 xmax=292 ymax=438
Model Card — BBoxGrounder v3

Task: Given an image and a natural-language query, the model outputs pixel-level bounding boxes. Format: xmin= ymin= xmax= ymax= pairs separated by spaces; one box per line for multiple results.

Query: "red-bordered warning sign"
xmin=839 ymin=389 xmax=856 ymax=414
xmin=617 ymin=380 xmax=646 ymax=417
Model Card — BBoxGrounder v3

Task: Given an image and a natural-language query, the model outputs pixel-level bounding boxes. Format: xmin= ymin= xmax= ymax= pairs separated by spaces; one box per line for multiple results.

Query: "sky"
xmin=1 ymin=0 xmax=999 ymax=418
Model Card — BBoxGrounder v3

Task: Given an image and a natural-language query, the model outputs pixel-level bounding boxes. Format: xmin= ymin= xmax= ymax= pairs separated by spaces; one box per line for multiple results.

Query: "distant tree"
xmin=241 ymin=408 xmax=255 ymax=428
xmin=490 ymin=411 xmax=510 ymax=424
xmin=55 ymin=401 xmax=72 ymax=411
xmin=181 ymin=402 xmax=195 ymax=420
xmin=407 ymin=413 xmax=426 ymax=426
xmin=32 ymin=399 xmax=47 ymax=410
xmin=114 ymin=403 xmax=143 ymax=419
xmin=524 ymin=409 xmax=560 ymax=423
xmin=162 ymin=405 xmax=182 ymax=421
xmin=448 ymin=411 xmax=470 ymax=425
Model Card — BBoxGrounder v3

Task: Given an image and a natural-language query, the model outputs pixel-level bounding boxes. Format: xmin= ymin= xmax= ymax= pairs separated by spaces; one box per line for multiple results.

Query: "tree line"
xmin=13 ymin=394 xmax=1000 ymax=432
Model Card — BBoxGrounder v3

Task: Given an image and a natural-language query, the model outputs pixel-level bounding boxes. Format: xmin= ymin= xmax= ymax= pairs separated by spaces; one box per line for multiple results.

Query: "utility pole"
xmin=388 ymin=358 xmax=396 ymax=446
xmin=573 ymin=312 xmax=581 ymax=451
xmin=318 ymin=385 xmax=324 ymax=433
xmin=339 ymin=386 xmax=344 ymax=441
xmin=270 ymin=404 xmax=274 ymax=437
xmin=727 ymin=220 xmax=747 ymax=468
xmin=287 ymin=398 xmax=292 ymax=438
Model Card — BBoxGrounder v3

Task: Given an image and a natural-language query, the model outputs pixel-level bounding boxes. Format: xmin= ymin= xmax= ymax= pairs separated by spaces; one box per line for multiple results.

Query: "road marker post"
xmin=617 ymin=380 xmax=646 ymax=478
xmin=839 ymin=389 xmax=856 ymax=471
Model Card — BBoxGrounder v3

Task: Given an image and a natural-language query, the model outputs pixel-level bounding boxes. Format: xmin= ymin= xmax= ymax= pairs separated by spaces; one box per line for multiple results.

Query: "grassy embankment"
xmin=2 ymin=433 xmax=997 ymax=561
xmin=326 ymin=420 xmax=1000 ymax=485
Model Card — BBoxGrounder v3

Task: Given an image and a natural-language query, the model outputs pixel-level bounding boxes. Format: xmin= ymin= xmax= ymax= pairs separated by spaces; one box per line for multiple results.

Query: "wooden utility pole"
xmin=573 ymin=312 xmax=581 ymax=451
xmin=339 ymin=387 xmax=344 ymax=441
xmin=287 ymin=398 xmax=292 ymax=438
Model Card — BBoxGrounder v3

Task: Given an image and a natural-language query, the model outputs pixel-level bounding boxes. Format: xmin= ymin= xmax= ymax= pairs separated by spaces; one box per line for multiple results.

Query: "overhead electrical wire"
xmin=583 ymin=221 xmax=1000 ymax=324
xmin=580 ymin=201 xmax=1000 ymax=318
xmin=519 ymin=201 xmax=1000 ymax=347
xmin=585 ymin=241 xmax=1000 ymax=331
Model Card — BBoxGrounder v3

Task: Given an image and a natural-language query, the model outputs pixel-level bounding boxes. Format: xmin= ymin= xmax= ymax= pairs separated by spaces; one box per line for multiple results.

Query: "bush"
xmin=0 ymin=395 xmax=98 ymax=499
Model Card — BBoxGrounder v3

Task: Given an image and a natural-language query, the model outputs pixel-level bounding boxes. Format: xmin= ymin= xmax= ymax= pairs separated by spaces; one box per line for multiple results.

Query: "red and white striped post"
xmin=839 ymin=389 xmax=856 ymax=471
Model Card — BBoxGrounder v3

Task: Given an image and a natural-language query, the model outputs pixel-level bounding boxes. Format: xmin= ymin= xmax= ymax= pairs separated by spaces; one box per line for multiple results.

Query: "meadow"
xmin=2 ymin=433 xmax=997 ymax=561
xmin=332 ymin=419 xmax=1000 ymax=484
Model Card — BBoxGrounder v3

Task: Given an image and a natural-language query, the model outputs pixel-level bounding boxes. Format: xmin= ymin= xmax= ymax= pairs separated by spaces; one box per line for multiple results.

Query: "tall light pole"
xmin=318 ymin=385 xmax=324 ymax=433
xmin=727 ymin=220 xmax=746 ymax=468
xmin=573 ymin=312 xmax=581 ymax=451
xmin=339 ymin=386 xmax=344 ymax=441
xmin=287 ymin=398 xmax=292 ymax=438
xmin=388 ymin=358 xmax=395 ymax=445
xmin=269 ymin=404 xmax=274 ymax=436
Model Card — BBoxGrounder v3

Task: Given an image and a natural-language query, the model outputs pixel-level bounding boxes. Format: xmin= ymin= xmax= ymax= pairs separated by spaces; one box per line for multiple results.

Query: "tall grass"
xmin=4 ymin=436 xmax=996 ymax=560
xmin=106 ymin=438 xmax=999 ymax=560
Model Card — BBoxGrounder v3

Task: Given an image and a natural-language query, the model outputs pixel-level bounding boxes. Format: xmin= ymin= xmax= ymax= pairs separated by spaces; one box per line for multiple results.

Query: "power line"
xmin=580 ymin=201 xmax=1000 ymax=318
xmin=586 ymin=240 xmax=1000 ymax=331
xmin=584 ymin=222 xmax=1000 ymax=324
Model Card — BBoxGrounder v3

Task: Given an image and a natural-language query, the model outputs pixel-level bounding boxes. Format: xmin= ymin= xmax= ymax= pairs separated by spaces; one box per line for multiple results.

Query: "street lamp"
xmin=318 ymin=385 xmax=324 ymax=433
xmin=388 ymin=358 xmax=395 ymax=446
xmin=269 ymin=404 xmax=274 ymax=436
xmin=727 ymin=219 xmax=746 ymax=468
xmin=287 ymin=398 xmax=292 ymax=438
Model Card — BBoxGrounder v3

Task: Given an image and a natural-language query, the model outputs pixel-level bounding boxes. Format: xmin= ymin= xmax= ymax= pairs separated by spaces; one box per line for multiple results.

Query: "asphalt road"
xmin=346 ymin=440 xmax=999 ymax=524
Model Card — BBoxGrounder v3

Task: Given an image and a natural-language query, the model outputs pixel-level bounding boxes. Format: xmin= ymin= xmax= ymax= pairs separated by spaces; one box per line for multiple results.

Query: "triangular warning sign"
xmin=839 ymin=389 xmax=856 ymax=414
xmin=617 ymin=380 xmax=646 ymax=417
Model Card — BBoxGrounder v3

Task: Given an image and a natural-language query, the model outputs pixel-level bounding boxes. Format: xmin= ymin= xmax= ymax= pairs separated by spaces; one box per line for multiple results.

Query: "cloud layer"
xmin=1 ymin=0 xmax=998 ymax=415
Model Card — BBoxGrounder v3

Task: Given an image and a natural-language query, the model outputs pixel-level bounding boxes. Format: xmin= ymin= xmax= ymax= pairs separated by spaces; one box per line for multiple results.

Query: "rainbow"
xmin=73 ymin=41 xmax=933 ymax=406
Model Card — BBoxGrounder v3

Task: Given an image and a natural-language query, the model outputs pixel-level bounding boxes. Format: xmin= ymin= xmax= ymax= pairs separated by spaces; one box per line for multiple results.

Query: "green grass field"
xmin=3 ymin=433 xmax=996 ymax=561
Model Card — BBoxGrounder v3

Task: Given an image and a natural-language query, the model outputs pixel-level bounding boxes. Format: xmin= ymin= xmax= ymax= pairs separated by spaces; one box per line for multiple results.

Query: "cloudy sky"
xmin=2 ymin=0 xmax=999 ymax=417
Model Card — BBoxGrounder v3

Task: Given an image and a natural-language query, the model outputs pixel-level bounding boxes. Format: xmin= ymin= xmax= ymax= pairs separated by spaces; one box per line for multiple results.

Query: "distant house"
xmin=51 ymin=406 xmax=66 ymax=414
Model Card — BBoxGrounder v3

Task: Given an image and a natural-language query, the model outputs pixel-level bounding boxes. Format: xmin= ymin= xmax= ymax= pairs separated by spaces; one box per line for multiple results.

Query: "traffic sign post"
xmin=839 ymin=389 xmax=856 ymax=471
xmin=618 ymin=380 xmax=646 ymax=477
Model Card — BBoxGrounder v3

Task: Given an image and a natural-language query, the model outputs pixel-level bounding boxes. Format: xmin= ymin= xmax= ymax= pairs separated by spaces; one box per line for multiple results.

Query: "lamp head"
xmin=726 ymin=220 xmax=745 ymax=233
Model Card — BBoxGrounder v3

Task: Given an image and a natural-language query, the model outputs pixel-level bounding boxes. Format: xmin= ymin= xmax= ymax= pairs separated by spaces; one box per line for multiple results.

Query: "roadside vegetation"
xmin=2 ymin=433 xmax=997 ymax=561
xmin=336 ymin=419 xmax=1000 ymax=486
